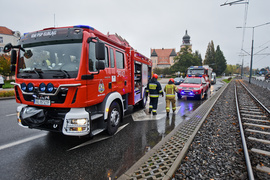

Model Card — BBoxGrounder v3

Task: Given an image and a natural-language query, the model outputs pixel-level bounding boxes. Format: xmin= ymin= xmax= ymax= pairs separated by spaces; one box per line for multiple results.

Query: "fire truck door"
xmin=114 ymin=50 xmax=127 ymax=95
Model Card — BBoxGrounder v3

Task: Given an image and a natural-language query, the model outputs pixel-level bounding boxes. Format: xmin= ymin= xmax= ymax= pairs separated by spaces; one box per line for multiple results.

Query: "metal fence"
xmin=243 ymin=76 xmax=270 ymax=90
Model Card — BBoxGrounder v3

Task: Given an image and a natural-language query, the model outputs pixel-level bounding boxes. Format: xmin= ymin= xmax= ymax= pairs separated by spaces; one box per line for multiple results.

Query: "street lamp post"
xmin=237 ymin=22 xmax=270 ymax=83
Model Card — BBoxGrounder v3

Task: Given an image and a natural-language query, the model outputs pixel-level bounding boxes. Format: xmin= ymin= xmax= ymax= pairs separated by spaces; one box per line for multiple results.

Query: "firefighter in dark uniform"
xmin=164 ymin=78 xmax=179 ymax=116
xmin=146 ymin=74 xmax=163 ymax=115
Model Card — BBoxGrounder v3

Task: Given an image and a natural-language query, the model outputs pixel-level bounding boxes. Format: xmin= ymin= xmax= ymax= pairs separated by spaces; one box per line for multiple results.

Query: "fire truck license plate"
xmin=34 ymin=96 xmax=51 ymax=106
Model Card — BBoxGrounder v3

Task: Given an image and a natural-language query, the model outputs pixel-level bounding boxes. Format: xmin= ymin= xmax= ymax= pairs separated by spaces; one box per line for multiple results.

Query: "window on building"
xmin=0 ymin=37 xmax=3 ymax=43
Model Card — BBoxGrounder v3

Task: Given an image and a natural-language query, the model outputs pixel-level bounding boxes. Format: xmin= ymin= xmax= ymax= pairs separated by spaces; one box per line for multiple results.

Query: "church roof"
xmin=170 ymin=49 xmax=177 ymax=56
xmin=151 ymin=49 xmax=157 ymax=57
xmin=183 ymin=30 xmax=190 ymax=40
xmin=151 ymin=48 xmax=176 ymax=58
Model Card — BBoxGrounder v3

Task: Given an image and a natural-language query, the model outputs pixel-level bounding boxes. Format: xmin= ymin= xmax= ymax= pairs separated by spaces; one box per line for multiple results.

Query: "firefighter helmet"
xmin=153 ymin=74 xmax=158 ymax=79
xmin=169 ymin=78 xmax=174 ymax=83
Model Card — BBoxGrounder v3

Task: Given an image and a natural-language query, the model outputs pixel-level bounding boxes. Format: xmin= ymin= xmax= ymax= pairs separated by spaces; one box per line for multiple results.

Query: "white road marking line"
xmin=6 ymin=113 xmax=17 ymax=117
xmin=0 ymin=133 xmax=47 ymax=151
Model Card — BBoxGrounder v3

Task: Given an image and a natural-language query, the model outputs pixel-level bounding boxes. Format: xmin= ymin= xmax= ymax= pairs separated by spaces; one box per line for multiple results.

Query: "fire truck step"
xmin=91 ymin=114 xmax=103 ymax=120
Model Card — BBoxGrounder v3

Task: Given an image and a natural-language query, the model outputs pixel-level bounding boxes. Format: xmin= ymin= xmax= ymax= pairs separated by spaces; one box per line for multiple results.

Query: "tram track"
xmin=235 ymin=80 xmax=270 ymax=179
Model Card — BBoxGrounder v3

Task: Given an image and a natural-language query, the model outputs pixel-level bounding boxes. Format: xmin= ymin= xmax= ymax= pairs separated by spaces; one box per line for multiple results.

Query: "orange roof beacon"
xmin=4 ymin=25 xmax=152 ymax=136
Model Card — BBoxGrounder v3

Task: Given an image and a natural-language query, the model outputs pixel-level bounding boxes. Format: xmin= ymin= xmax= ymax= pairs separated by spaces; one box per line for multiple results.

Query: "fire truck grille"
xmin=22 ymin=90 xmax=68 ymax=104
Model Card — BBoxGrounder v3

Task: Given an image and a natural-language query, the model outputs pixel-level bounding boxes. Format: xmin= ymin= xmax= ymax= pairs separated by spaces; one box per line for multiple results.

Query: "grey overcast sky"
xmin=1 ymin=0 xmax=269 ymax=69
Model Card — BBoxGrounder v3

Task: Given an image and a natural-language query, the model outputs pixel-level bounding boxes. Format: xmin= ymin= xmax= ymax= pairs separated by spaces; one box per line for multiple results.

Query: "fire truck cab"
xmin=186 ymin=65 xmax=212 ymax=88
xmin=4 ymin=25 xmax=152 ymax=136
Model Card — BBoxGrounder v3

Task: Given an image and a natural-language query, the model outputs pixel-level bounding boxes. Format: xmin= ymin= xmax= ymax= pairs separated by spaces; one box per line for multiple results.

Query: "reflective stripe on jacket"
xmin=164 ymin=84 xmax=178 ymax=97
xmin=146 ymin=78 xmax=163 ymax=98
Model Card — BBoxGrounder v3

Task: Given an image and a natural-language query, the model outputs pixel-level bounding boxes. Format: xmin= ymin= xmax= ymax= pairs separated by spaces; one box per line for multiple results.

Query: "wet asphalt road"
xmin=0 ymin=80 xmax=223 ymax=180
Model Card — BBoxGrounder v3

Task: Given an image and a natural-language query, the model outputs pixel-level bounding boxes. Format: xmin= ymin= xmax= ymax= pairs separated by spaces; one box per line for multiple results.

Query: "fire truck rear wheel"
xmin=139 ymin=93 xmax=147 ymax=108
xmin=107 ymin=102 xmax=121 ymax=135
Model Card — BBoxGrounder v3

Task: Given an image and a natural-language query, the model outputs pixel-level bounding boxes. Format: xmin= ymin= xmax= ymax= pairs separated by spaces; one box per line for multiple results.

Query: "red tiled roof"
xmin=151 ymin=48 xmax=176 ymax=64
xmin=151 ymin=48 xmax=174 ymax=57
xmin=0 ymin=26 xmax=14 ymax=35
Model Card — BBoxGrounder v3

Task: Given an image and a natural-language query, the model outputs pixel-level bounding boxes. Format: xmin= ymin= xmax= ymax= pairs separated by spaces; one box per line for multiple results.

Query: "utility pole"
xmin=237 ymin=22 xmax=270 ymax=83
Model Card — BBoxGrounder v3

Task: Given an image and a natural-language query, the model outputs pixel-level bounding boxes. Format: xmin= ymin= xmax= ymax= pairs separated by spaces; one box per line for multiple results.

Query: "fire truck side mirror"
xmin=3 ymin=43 xmax=13 ymax=53
xmin=95 ymin=41 xmax=105 ymax=60
xmin=10 ymin=50 xmax=17 ymax=64
xmin=96 ymin=61 xmax=105 ymax=70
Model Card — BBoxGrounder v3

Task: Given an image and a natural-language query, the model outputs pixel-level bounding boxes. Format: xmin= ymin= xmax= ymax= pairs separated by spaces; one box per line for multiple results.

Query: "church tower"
xmin=180 ymin=30 xmax=192 ymax=52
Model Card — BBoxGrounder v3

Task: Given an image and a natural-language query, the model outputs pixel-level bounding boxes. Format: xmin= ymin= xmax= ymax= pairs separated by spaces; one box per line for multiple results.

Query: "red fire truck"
xmin=4 ymin=25 xmax=152 ymax=136
xmin=186 ymin=65 xmax=213 ymax=87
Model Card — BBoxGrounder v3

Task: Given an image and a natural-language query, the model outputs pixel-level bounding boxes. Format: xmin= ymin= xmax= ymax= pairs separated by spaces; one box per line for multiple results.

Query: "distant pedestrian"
xmin=146 ymin=74 xmax=163 ymax=115
xmin=164 ymin=78 xmax=179 ymax=116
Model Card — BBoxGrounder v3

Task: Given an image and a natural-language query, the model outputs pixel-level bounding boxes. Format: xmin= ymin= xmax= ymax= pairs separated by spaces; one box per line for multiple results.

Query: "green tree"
xmin=171 ymin=46 xmax=201 ymax=74
xmin=0 ymin=54 xmax=12 ymax=78
xmin=215 ymin=45 xmax=227 ymax=76
xmin=203 ymin=41 xmax=216 ymax=67
xmin=193 ymin=50 xmax=202 ymax=66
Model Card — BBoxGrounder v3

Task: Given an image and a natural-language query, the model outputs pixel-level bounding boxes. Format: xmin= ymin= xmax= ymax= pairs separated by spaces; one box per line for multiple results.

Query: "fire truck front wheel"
xmin=107 ymin=101 xmax=121 ymax=135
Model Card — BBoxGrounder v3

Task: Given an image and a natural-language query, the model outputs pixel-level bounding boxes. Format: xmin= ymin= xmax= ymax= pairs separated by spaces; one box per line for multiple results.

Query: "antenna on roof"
xmin=54 ymin=14 xmax=56 ymax=27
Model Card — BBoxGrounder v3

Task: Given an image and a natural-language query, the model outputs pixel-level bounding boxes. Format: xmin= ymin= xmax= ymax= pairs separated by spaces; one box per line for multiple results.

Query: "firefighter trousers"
xmin=149 ymin=97 xmax=159 ymax=113
xmin=166 ymin=96 xmax=176 ymax=113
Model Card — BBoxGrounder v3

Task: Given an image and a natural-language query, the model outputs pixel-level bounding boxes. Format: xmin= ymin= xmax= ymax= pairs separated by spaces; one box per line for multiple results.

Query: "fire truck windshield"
xmin=17 ymin=42 xmax=82 ymax=79
xmin=187 ymin=69 xmax=204 ymax=75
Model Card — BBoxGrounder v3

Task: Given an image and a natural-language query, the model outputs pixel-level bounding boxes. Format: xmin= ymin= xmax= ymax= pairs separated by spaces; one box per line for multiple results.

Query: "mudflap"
xmin=20 ymin=106 xmax=47 ymax=128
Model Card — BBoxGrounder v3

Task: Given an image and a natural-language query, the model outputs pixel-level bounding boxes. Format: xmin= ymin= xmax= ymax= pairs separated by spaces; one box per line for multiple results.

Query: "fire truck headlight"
xmin=47 ymin=83 xmax=54 ymax=92
xmin=71 ymin=118 xmax=87 ymax=125
xmin=193 ymin=88 xmax=200 ymax=90
xmin=21 ymin=83 xmax=27 ymax=91
xmin=39 ymin=83 xmax=46 ymax=92
xmin=27 ymin=83 xmax=34 ymax=92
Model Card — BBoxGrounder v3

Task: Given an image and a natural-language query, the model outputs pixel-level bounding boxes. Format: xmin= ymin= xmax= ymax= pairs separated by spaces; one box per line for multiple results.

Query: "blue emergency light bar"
xmin=74 ymin=25 xmax=94 ymax=30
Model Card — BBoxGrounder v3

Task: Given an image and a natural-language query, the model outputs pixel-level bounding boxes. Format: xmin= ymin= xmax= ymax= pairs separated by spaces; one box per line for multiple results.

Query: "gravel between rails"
xmin=173 ymin=79 xmax=270 ymax=180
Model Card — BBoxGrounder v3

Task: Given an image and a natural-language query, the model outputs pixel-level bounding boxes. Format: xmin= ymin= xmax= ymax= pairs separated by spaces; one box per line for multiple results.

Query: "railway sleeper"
xmin=251 ymin=148 xmax=270 ymax=157
xmin=240 ymin=110 xmax=264 ymax=115
xmin=244 ymin=122 xmax=270 ymax=129
xmin=243 ymin=118 xmax=270 ymax=123
xmin=246 ymin=129 xmax=270 ymax=135
xmin=241 ymin=113 xmax=268 ymax=119
xmin=248 ymin=137 xmax=270 ymax=145
xmin=256 ymin=164 xmax=270 ymax=174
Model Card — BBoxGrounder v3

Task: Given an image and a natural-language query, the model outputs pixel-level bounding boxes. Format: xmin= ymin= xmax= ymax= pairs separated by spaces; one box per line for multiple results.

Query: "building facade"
xmin=150 ymin=30 xmax=192 ymax=69
xmin=150 ymin=48 xmax=177 ymax=69
xmin=0 ymin=26 xmax=20 ymax=54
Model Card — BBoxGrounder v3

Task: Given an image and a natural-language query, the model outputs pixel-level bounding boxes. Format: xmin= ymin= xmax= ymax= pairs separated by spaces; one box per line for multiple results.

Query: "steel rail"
xmin=235 ymin=84 xmax=255 ymax=180
xmin=239 ymin=80 xmax=270 ymax=114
